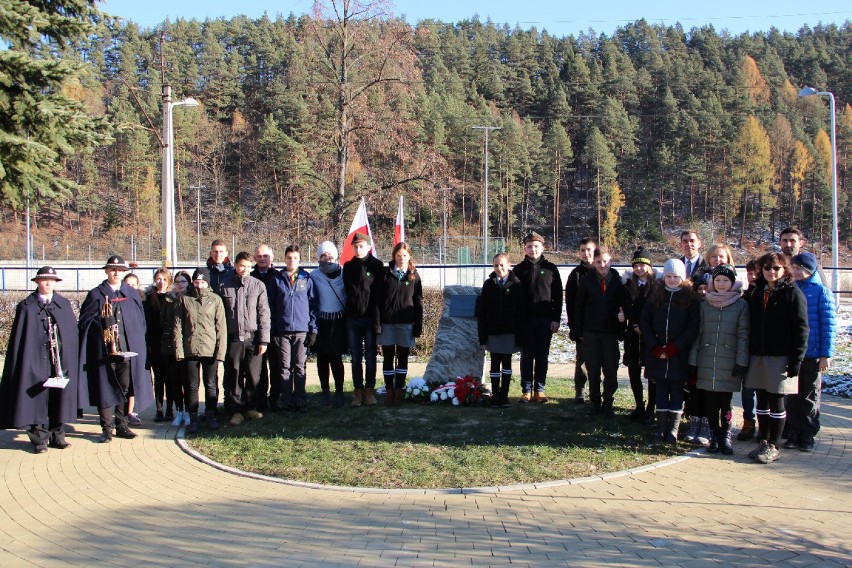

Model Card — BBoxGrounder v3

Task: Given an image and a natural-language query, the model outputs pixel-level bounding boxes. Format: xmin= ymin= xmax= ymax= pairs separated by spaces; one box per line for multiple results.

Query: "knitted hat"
xmin=32 ymin=266 xmax=62 ymax=282
xmin=631 ymin=247 xmax=652 ymax=267
xmin=317 ymin=241 xmax=339 ymax=260
xmin=663 ymin=258 xmax=686 ymax=280
xmin=191 ymin=267 xmax=211 ymax=285
xmin=523 ymin=231 xmax=544 ymax=244
xmin=103 ymin=255 xmax=129 ymax=271
xmin=351 ymin=232 xmax=370 ymax=245
xmin=711 ymin=264 xmax=737 ymax=283
xmin=791 ymin=252 xmax=818 ymax=275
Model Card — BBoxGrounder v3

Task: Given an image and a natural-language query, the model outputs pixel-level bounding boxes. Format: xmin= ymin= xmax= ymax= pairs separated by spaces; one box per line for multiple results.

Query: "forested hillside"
xmin=3 ymin=1 xmax=850 ymax=261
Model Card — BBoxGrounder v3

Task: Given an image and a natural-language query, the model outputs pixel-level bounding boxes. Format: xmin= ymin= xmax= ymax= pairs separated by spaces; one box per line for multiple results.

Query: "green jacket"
xmin=688 ymin=298 xmax=750 ymax=392
xmin=174 ymin=288 xmax=227 ymax=361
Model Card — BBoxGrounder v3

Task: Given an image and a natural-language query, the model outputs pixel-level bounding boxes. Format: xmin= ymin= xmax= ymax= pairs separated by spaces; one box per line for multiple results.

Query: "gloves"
xmin=651 ymin=345 xmax=666 ymax=359
xmin=304 ymin=332 xmax=317 ymax=349
xmin=479 ymin=335 xmax=488 ymax=347
xmin=569 ymin=330 xmax=578 ymax=342
xmin=662 ymin=343 xmax=679 ymax=358
xmin=787 ymin=362 xmax=800 ymax=378
xmin=413 ymin=324 xmax=422 ymax=338
xmin=731 ymin=364 xmax=748 ymax=378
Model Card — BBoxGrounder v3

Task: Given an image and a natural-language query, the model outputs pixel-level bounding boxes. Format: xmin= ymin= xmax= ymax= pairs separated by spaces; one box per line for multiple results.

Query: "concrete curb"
xmin=175 ymin=427 xmax=706 ymax=494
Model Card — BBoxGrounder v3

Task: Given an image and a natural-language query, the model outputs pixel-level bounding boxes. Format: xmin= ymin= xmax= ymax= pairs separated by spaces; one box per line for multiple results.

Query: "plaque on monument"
xmin=449 ymin=294 xmax=479 ymax=318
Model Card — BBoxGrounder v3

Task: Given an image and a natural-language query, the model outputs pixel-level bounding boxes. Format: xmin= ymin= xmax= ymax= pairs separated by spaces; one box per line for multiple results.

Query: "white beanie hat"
xmin=317 ymin=241 xmax=339 ymax=260
xmin=663 ymin=258 xmax=686 ymax=280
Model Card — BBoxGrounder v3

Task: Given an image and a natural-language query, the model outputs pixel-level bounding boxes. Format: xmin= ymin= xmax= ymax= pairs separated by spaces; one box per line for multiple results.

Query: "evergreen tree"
xmin=0 ymin=0 xmax=111 ymax=209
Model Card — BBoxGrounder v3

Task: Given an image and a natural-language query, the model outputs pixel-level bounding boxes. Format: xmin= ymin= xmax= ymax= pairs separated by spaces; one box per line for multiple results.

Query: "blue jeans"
xmin=347 ymin=316 xmax=377 ymax=389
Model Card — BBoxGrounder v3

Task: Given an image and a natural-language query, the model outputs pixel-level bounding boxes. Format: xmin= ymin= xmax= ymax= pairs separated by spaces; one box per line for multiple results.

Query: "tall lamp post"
xmin=472 ymin=125 xmax=501 ymax=268
xmin=161 ymin=84 xmax=199 ymax=267
xmin=798 ymin=86 xmax=839 ymax=303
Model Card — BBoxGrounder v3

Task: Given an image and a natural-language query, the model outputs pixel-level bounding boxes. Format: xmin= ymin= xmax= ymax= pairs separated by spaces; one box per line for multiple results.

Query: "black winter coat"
xmin=378 ymin=263 xmax=423 ymax=336
xmin=747 ymin=278 xmax=808 ymax=368
xmin=622 ymin=274 xmax=658 ymax=367
xmin=342 ymin=254 xmax=385 ymax=328
xmin=574 ymin=268 xmax=628 ymax=338
xmin=144 ymin=289 xmax=166 ymax=366
xmin=0 ymin=293 xmax=80 ymax=429
xmin=513 ymin=255 xmax=563 ymax=322
xmin=477 ymin=271 xmax=525 ymax=345
xmin=565 ymin=262 xmax=593 ymax=341
xmin=78 ymin=281 xmax=153 ymax=411
xmin=640 ymin=287 xmax=700 ymax=382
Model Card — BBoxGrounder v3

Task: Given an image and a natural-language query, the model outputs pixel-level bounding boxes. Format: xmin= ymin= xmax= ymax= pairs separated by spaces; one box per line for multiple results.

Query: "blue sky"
xmin=101 ymin=0 xmax=849 ymax=36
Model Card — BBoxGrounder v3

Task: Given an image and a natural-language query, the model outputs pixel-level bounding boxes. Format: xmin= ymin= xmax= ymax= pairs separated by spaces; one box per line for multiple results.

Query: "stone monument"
xmin=422 ymin=285 xmax=485 ymax=384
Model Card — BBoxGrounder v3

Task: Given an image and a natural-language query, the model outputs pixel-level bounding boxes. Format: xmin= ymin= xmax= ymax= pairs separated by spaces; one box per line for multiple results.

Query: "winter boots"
xmin=737 ymin=418 xmax=757 ymax=441
xmin=666 ymin=411 xmax=683 ymax=445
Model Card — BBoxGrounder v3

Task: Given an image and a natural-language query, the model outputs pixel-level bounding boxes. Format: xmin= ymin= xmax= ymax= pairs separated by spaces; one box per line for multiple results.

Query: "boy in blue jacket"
xmin=789 ymin=252 xmax=836 ymax=451
xmin=268 ymin=245 xmax=318 ymax=411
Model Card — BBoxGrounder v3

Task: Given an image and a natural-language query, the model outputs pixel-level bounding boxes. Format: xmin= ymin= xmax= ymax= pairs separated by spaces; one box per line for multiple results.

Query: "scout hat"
xmin=103 ymin=255 xmax=129 ymax=270
xmin=32 ymin=266 xmax=62 ymax=282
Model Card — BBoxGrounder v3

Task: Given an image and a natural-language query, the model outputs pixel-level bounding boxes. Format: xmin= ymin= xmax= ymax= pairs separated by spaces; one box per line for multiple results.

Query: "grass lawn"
xmin=189 ymin=377 xmax=685 ymax=489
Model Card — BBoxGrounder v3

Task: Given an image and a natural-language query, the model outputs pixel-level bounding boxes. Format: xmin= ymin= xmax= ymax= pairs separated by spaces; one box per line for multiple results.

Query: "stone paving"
xmin=1 ymin=365 xmax=850 ymax=567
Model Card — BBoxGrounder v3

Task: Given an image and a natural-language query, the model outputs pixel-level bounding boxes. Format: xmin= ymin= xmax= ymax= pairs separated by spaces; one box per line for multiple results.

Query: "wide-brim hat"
xmin=103 ymin=255 xmax=129 ymax=271
xmin=32 ymin=266 xmax=62 ymax=282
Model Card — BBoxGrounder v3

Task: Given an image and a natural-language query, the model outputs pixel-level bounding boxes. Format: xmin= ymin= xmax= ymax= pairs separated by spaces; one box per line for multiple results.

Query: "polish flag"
xmin=339 ymin=197 xmax=377 ymax=265
xmin=393 ymin=195 xmax=405 ymax=247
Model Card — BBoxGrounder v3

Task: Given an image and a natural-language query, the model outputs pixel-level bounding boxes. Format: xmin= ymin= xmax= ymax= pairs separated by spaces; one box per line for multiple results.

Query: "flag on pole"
xmin=393 ymin=195 xmax=405 ymax=247
xmin=339 ymin=197 xmax=377 ymax=265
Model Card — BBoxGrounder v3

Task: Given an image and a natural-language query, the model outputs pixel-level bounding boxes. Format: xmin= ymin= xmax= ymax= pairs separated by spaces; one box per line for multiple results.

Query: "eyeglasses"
xmin=763 ymin=265 xmax=784 ymax=272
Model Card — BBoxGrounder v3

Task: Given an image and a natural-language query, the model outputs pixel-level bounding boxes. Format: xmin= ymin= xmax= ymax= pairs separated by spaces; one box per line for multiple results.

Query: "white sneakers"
xmin=171 ymin=411 xmax=185 ymax=427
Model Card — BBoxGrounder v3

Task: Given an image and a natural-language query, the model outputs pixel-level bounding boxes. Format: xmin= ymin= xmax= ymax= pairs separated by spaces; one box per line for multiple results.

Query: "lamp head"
xmin=798 ymin=86 xmax=819 ymax=97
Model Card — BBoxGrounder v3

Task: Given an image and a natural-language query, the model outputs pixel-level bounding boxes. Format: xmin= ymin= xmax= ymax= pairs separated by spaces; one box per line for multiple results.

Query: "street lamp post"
xmin=798 ymin=86 xmax=839 ymax=303
xmin=472 ymin=126 xmax=501 ymax=269
xmin=161 ymin=84 xmax=199 ymax=267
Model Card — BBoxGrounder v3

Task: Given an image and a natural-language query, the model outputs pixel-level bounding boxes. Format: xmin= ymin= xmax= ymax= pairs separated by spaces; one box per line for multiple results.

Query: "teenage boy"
xmin=342 ymin=232 xmax=384 ymax=407
xmin=574 ymin=247 xmax=628 ymax=417
xmin=513 ymin=232 xmax=563 ymax=403
xmin=0 ymin=267 xmax=80 ymax=453
xmin=268 ymin=245 xmax=318 ymax=411
xmin=565 ymin=238 xmax=596 ymax=403
xmin=221 ymin=252 xmax=271 ymax=426
xmin=78 ymin=256 xmax=152 ymax=442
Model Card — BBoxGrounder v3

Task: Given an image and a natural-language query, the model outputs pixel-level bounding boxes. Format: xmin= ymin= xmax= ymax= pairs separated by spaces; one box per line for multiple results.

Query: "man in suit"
xmin=680 ymin=230 xmax=706 ymax=280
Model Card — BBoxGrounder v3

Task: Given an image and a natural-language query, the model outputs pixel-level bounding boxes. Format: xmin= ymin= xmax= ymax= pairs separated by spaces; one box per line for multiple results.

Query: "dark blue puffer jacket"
xmin=268 ymin=269 xmax=318 ymax=334
xmin=796 ymin=274 xmax=836 ymax=359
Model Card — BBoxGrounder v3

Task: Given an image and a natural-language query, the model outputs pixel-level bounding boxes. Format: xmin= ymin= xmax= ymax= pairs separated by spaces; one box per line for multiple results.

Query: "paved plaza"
xmin=1 ymin=365 xmax=850 ymax=567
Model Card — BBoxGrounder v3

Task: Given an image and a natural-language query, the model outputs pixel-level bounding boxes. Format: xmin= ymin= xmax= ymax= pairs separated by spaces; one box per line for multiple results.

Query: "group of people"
xmin=0 ymin=227 xmax=836 ymax=465
xmin=477 ymin=228 xmax=835 ymax=464
xmin=0 ymin=232 xmax=423 ymax=449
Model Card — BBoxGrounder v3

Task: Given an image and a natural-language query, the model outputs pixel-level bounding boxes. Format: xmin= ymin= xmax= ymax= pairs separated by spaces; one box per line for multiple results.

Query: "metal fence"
xmin=4 ymin=263 xmax=852 ymax=299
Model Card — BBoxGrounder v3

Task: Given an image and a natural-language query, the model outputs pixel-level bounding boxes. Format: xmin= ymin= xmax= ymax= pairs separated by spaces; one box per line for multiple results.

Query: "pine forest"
xmin=2 ymin=0 xmax=851 ymax=263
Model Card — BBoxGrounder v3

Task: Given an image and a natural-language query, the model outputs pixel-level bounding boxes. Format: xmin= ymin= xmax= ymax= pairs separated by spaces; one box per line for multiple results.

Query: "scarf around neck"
xmin=705 ymin=281 xmax=742 ymax=309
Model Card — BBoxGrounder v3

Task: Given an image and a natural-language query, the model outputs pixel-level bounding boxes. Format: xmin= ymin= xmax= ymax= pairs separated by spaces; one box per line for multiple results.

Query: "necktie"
xmin=600 ymin=278 xmax=606 ymax=294
xmin=686 ymin=259 xmax=692 ymax=275
xmin=763 ymin=288 xmax=771 ymax=309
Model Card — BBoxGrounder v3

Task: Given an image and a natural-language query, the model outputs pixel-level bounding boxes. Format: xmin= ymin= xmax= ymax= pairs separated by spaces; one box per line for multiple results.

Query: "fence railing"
xmin=3 ymin=264 xmax=852 ymax=298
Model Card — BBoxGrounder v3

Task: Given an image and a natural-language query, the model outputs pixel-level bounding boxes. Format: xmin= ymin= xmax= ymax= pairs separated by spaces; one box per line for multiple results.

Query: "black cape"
xmin=78 ymin=281 xmax=153 ymax=411
xmin=0 ymin=292 xmax=80 ymax=428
